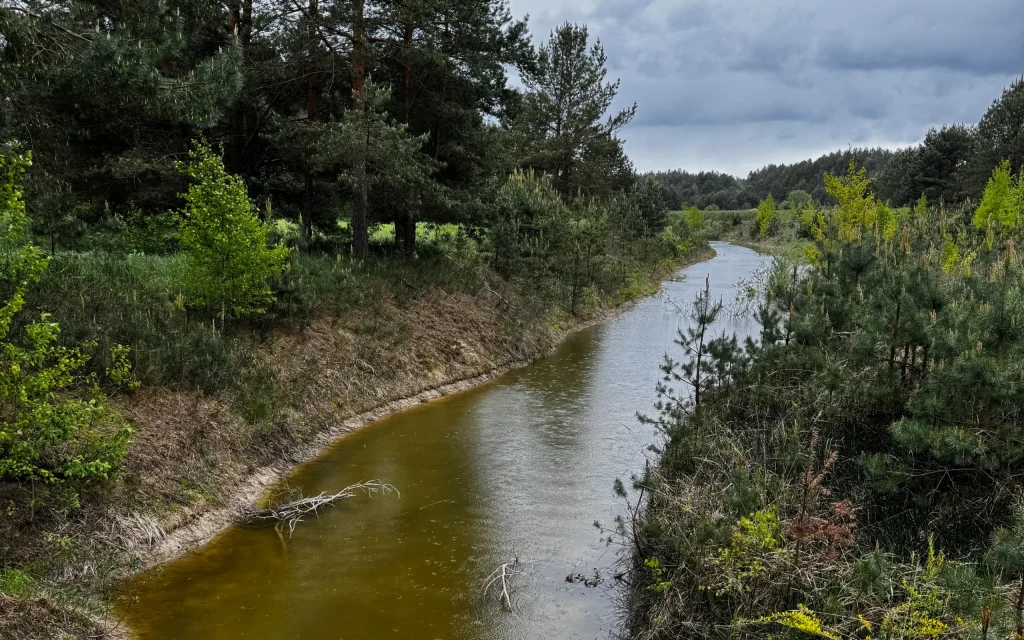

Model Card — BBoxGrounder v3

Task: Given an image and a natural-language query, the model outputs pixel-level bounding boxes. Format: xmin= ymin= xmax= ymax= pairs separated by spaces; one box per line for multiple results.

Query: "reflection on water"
xmin=122 ymin=242 xmax=767 ymax=639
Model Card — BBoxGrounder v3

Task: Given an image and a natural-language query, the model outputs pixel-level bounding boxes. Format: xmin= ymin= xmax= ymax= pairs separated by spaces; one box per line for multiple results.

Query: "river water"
xmin=121 ymin=242 xmax=766 ymax=640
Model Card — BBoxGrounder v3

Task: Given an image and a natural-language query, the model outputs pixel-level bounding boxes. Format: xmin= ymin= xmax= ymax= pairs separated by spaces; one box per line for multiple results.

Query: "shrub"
xmin=177 ymin=141 xmax=290 ymax=324
xmin=756 ymin=195 xmax=777 ymax=237
xmin=0 ymin=568 xmax=32 ymax=596
xmin=0 ymin=146 xmax=132 ymax=502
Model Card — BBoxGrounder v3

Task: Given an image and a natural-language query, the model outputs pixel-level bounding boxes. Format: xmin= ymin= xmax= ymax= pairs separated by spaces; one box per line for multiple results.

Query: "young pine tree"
xmin=973 ymin=160 xmax=1022 ymax=232
xmin=643 ymin=275 xmax=729 ymax=434
xmin=177 ymin=142 xmax=290 ymax=324
xmin=516 ymin=23 xmax=637 ymax=200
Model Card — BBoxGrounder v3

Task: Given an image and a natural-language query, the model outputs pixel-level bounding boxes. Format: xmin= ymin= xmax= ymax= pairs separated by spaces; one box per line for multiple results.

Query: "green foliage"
xmin=633 ymin=177 xmax=670 ymax=237
xmin=781 ymin=190 xmax=813 ymax=211
xmin=177 ymin=142 xmax=290 ymax=321
xmin=878 ymin=125 xmax=976 ymax=207
xmin=0 ymin=568 xmax=33 ymax=596
xmin=0 ymin=146 xmax=131 ymax=494
xmin=306 ymin=83 xmax=439 ymax=208
xmin=759 ymin=605 xmax=840 ymax=640
xmin=711 ymin=507 xmax=783 ymax=594
xmin=515 ymin=23 xmax=637 ymax=201
xmin=825 ymin=161 xmax=877 ymax=241
xmin=985 ymin=504 xmax=1024 ymax=579
xmin=629 ymin=160 xmax=1024 ymax=639
xmin=756 ymin=194 xmax=777 ymax=237
xmin=914 ymin=194 xmax=929 ymax=220
xmin=489 ymin=170 xmax=697 ymax=315
xmin=639 ymin=274 xmax=731 ymax=433
xmin=0 ymin=1 xmax=244 ymax=213
xmin=648 ymin=149 xmax=893 ymax=212
xmin=973 ymin=160 xmax=1022 ymax=231
xmin=0 ymin=315 xmax=131 ymax=485
xmin=644 ymin=557 xmax=672 ymax=593
xmin=971 ymin=78 xmax=1024 ymax=196
xmin=686 ymin=206 xmax=705 ymax=232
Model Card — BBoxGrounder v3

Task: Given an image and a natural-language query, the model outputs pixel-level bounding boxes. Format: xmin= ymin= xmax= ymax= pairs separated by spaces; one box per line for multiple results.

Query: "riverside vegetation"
xmin=0 ymin=4 xmax=710 ymax=636
xmin=626 ymin=79 xmax=1024 ymax=639
xmin=2 ymin=1 xmax=1022 ymax=638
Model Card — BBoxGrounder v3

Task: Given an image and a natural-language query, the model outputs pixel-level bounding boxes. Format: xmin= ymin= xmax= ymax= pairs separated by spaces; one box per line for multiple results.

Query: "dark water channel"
xmin=122 ymin=242 xmax=767 ymax=639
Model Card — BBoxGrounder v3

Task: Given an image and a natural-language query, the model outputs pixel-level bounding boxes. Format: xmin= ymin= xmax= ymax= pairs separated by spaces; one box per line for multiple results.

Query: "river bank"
xmin=4 ymin=244 xmax=714 ymax=639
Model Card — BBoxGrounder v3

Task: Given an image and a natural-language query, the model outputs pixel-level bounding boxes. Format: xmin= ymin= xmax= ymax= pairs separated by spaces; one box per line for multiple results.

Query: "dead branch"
xmin=483 ymin=282 xmax=516 ymax=310
xmin=483 ymin=558 xmax=524 ymax=613
xmin=237 ymin=480 xmax=397 ymax=536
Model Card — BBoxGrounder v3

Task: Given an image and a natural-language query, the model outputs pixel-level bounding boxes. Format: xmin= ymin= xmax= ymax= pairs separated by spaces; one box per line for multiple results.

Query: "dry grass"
xmin=0 ymin=594 xmax=112 ymax=639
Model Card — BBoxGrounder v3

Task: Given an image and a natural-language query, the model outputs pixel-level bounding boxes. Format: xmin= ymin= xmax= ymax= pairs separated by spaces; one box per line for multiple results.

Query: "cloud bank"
xmin=508 ymin=0 xmax=1022 ymax=175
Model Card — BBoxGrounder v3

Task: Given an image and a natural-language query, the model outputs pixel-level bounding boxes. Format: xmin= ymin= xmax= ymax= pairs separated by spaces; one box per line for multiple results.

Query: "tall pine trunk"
xmin=399 ymin=21 xmax=416 ymax=257
xmin=227 ymin=1 xmax=253 ymax=170
xmin=350 ymin=0 xmax=369 ymax=259
xmin=302 ymin=0 xmax=320 ymax=246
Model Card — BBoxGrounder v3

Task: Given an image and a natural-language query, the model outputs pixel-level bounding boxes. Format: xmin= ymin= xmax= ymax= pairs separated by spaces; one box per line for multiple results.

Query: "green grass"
xmin=329 ymin=220 xmax=466 ymax=245
xmin=366 ymin=222 xmax=463 ymax=244
xmin=0 ymin=568 xmax=33 ymax=596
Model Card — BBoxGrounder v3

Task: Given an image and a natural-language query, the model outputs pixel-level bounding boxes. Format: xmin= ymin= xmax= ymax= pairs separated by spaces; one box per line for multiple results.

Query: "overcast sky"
xmin=507 ymin=0 xmax=1022 ymax=177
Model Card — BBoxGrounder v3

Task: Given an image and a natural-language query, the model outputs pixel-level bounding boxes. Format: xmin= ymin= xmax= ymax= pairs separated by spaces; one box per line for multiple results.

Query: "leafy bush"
xmin=0 ymin=568 xmax=32 ymax=596
xmin=756 ymin=194 xmax=777 ymax=237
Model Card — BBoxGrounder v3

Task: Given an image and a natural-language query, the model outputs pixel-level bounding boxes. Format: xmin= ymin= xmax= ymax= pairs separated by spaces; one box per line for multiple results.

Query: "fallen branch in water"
xmin=483 ymin=558 xmax=525 ymax=613
xmin=237 ymin=480 xmax=397 ymax=536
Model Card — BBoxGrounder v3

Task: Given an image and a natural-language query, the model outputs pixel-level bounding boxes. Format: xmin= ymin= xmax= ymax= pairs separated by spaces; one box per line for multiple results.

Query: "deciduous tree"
xmin=177 ymin=142 xmax=289 ymax=323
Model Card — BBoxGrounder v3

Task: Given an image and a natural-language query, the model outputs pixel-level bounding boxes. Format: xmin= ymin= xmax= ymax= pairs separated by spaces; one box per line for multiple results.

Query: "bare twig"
xmin=483 ymin=282 xmax=516 ymax=310
xmin=483 ymin=558 xmax=524 ymax=613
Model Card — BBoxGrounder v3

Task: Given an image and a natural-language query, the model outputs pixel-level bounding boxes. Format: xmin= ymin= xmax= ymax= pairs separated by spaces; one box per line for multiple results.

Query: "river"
xmin=120 ymin=242 xmax=767 ymax=639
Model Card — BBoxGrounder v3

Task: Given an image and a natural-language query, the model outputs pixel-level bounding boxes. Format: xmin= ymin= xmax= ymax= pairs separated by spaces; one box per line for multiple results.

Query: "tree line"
xmin=0 ymin=2 xmax=649 ymax=257
xmin=649 ymin=77 xmax=1024 ymax=213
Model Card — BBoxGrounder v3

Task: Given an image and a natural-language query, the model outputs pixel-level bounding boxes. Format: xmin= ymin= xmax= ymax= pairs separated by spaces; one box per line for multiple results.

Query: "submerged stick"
xmin=483 ymin=558 xmax=523 ymax=613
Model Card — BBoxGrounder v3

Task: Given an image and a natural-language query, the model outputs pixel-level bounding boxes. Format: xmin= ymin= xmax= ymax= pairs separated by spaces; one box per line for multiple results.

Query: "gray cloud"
xmin=509 ymin=0 xmax=1021 ymax=175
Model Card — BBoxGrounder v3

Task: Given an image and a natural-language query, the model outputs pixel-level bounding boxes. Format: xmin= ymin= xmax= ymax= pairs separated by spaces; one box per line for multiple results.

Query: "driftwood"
xmin=238 ymin=480 xmax=397 ymax=536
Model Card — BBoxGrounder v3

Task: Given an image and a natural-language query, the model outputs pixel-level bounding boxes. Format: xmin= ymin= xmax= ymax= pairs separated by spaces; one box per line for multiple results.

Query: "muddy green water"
xmin=121 ymin=242 xmax=766 ymax=639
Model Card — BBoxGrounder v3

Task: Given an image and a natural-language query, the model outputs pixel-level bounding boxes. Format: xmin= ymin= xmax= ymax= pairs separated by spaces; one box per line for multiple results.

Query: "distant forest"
xmin=649 ymin=77 xmax=1024 ymax=211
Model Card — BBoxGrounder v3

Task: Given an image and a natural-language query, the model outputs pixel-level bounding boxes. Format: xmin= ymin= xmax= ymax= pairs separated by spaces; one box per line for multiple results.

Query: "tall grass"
xmin=21 ymin=229 xmax=492 ymax=393
xmin=23 ymin=252 xmax=244 ymax=392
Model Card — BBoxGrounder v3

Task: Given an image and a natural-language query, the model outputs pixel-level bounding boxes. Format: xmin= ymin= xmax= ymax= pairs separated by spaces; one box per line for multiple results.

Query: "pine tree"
xmin=632 ymin=176 xmax=668 ymax=237
xmin=973 ymin=160 xmax=1022 ymax=231
xmin=373 ymin=0 xmax=530 ymax=254
xmin=306 ymin=83 xmax=439 ymax=241
xmin=663 ymin=276 xmax=723 ymax=412
xmin=0 ymin=1 xmax=244 ymax=216
xmin=515 ymin=23 xmax=637 ymax=200
xmin=971 ymin=77 xmax=1024 ymax=197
